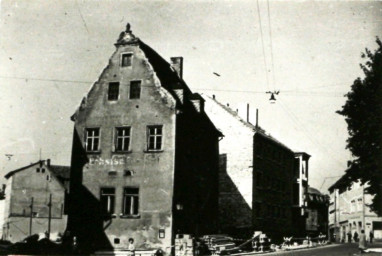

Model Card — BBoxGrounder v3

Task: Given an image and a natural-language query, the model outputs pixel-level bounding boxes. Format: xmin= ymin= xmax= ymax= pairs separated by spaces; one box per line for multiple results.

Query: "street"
xmin=267 ymin=243 xmax=382 ymax=256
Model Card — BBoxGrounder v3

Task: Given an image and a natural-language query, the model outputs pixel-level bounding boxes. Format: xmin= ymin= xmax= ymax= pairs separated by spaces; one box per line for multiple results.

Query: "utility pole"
xmin=47 ymin=194 xmax=52 ymax=239
xmin=362 ymin=184 xmax=365 ymax=230
xmin=29 ymin=197 xmax=34 ymax=236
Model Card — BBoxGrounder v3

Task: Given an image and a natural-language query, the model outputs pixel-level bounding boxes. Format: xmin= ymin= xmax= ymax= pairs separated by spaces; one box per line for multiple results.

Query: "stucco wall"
xmin=203 ymin=96 xmax=253 ymax=234
xmin=329 ymin=181 xmax=382 ymax=241
xmin=2 ymin=165 xmax=67 ymax=242
xmin=70 ymin=42 xmax=176 ymax=252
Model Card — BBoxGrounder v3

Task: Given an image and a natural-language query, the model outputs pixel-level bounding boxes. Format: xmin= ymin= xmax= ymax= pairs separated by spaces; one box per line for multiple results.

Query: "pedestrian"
xmin=358 ymin=229 xmax=367 ymax=254
xmin=347 ymin=231 xmax=352 ymax=243
xmin=128 ymin=238 xmax=135 ymax=256
xmin=369 ymin=230 xmax=374 ymax=244
xmin=354 ymin=231 xmax=359 ymax=242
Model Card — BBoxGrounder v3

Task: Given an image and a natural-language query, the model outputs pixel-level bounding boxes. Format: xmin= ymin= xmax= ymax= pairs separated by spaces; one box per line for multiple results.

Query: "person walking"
xmin=358 ymin=229 xmax=367 ymax=254
xmin=369 ymin=230 xmax=374 ymax=244
xmin=354 ymin=231 xmax=359 ymax=242
xmin=347 ymin=231 xmax=352 ymax=243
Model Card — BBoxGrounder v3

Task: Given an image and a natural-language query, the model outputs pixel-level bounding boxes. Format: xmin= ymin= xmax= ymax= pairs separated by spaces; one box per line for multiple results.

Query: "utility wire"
xmin=256 ymin=0 xmax=270 ymax=91
xmin=266 ymin=0 xmax=276 ymax=91
xmin=0 ymin=75 xmax=346 ymax=97
xmin=278 ymin=98 xmax=345 ymax=168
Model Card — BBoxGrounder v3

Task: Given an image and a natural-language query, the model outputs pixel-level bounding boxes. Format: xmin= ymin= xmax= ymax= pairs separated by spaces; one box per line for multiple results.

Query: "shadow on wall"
xmin=66 ymin=128 xmax=113 ymax=253
xmin=218 ymin=154 xmax=253 ymax=238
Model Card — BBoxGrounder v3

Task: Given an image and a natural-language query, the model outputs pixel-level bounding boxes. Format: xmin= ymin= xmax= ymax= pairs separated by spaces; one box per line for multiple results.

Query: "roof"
xmin=49 ymin=165 xmax=70 ymax=180
xmin=203 ymin=94 xmax=294 ymax=153
xmin=328 ymin=172 xmax=352 ymax=192
xmin=4 ymin=160 xmax=41 ymax=179
xmin=72 ymin=24 xmax=222 ymax=138
xmin=4 ymin=160 xmax=70 ymax=184
xmin=308 ymin=186 xmax=323 ymax=195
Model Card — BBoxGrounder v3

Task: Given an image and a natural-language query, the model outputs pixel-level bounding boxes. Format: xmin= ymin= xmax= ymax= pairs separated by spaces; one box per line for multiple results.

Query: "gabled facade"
xmin=328 ymin=175 xmax=382 ymax=242
xmin=203 ymin=95 xmax=297 ymax=240
xmin=2 ymin=160 xmax=69 ymax=243
xmin=305 ymin=187 xmax=329 ymax=236
xmin=67 ymin=24 xmax=221 ymax=254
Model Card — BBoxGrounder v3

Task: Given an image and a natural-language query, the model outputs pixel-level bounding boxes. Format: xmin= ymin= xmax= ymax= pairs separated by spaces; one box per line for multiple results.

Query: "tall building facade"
xmin=67 ymin=24 xmax=221 ymax=254
xmin=203 ymin=95 xmax=299 ymax=240
xmin=292 ymin=152 xmax=310 ymax=236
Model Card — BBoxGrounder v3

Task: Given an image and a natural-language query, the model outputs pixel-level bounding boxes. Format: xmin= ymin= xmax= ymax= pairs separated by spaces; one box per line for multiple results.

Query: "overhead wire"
xmin=0 ymin=75 xmax=346 ymax=97
xmin=278 ymin=98 xmax=345 ymax=169
xmin=256 ymin=0 xmax=270 ymax=91
xmin=266 ymin=0 xmax=276 ymax=91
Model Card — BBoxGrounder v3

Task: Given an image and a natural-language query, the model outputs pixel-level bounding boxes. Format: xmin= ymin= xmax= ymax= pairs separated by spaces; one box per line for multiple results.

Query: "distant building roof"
xmin=202 ymin=94 xmax=295 ymax=153
xmin=328 ymin=172 xmax=352 ymax=193
xmin=308 ymin=186 xmax=323 ymax=195
xmin=4 ymin=160 xmax=70 ymax=185
xmin=49 ymin=165 xmax=70 ymax=181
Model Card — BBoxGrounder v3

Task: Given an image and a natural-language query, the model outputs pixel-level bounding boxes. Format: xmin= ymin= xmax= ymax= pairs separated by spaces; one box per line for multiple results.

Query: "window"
xmin=130 ymin=81 xmax=141 ymax=99
xmin=108 ymin=82 xmax=119 ymax=101
xmin=123 ymin=187 xmax=139 ymax=216
xmin=85 ymin=128 xmax=100 ymax=152
xmin=115 ymin=127 xmax=131 ymax=152
xmin=351 ymin=200 xmax=356 ymax=212
xmin=121 ymin=53 xmax=133 ymax=67
xmin=147 ymin=126 xmax=163 ymax=151
xmin=357 ymin=198 xmax=363 ymax=212
xmin=100 ymin=188 xmax=115 ymax=214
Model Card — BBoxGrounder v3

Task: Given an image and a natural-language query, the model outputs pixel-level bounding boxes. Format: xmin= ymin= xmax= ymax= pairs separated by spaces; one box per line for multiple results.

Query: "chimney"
xmin=256 ymin=109 xmax=259 ymax=128
xmin=170 ymin=57 xmax=183 ymax=79
xmin=46 ymin=159 xmax=51 ymax=167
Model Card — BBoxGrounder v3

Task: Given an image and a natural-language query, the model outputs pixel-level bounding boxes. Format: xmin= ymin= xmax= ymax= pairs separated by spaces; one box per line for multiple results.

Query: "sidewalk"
xmin=364 ymin=239 xmax=382 ymax=253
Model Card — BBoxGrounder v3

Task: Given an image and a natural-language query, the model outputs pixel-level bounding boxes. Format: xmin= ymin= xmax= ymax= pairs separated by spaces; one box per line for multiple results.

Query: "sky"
xmin=0 ymin=0 xmax=381 ymax=193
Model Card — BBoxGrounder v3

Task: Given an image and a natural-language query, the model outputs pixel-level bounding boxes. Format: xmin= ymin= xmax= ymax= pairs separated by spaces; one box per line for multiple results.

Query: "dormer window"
xmin=121 ymin=53 xmax=133 ymax=67
xmin=108 ymin=82 xmax=119 ymax=101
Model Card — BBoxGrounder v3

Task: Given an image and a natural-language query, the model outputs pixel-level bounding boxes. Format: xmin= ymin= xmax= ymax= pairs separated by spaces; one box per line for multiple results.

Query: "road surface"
xmin=269 ymin=243 xmax=382 ymax=256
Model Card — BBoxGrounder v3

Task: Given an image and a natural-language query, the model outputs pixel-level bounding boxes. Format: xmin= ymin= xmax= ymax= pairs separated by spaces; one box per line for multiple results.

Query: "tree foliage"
xmin=337 ymin=37 xmax=382 ymax=215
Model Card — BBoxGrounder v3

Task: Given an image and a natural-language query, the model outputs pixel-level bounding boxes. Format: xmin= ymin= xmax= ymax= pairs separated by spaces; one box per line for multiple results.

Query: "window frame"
xmin=146 ymin=125 xmax=163 ymax=152
xmin=85 ymin=127 xmax=101 ymax=152
xmin=108 ymin=82 xmax=120 ymax=101
xmin=114 ymin=126 xmax=132 ymax=152
xmin=121 ymin=52 xmax=133 ymax=67
xmin=121 ymin=187 xmax=140 ymax=218
xmin=129 ymin=80 xmax=142 ymax=99
xmin=100 ymin=187 xmax=116 ymax=215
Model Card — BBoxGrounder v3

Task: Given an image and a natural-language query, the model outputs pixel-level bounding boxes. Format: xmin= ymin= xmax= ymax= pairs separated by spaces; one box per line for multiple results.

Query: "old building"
xmin=292 ymin=152 xmax=310 ymax=236
xmin=305 ymin=187 xmax=329 ymax=237
xmin=67 ymin=24 xmax=221 ymax=254
xmin=203 ymin=95 xmax=301 ymax=240
xmin=328 ymin=174 xmax=382 ymax=242
xmin=2 ymin=159 xmax=69 ymax=243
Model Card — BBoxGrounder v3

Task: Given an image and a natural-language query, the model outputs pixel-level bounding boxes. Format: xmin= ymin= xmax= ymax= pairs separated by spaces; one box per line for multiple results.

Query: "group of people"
xmin=346 ymin=230 xmax=374 ymax=243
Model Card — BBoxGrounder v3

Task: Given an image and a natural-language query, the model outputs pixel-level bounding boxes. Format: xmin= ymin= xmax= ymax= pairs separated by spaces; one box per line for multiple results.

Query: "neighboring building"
xmin=2 ymin=159 xmax=69 ymax=243
xmin=292 ymin=152 xmax=310 ymax=236
xmin=67 ymin=24 xmax=222 ymax=254
xmin=305 ymin=187 xmax=329 ymax=236
xmin=203 ymin=95 xmax=300 ymax=240
xmin=328 ymin=173 xmax=382 ymax=242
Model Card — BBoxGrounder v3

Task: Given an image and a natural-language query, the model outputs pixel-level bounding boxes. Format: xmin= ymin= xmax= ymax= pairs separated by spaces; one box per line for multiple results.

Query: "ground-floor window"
xmin=123 ymin=187 xmax=139 ymax=216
